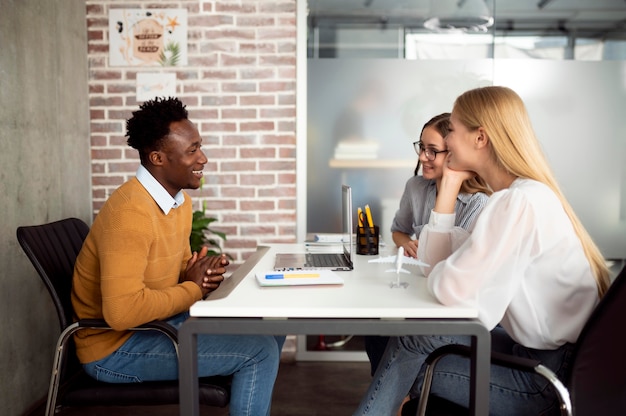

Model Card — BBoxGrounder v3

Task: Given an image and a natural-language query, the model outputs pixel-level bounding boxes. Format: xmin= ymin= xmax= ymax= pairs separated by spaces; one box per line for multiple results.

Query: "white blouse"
xmin=417 ymin=178 xmax=599 ymax=349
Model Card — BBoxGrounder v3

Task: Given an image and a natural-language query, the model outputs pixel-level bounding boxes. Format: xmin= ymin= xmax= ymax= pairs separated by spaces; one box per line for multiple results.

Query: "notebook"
xmin=255 ymin=269 xmax=344 ymax=286
xmin=274 ymin=185 xmax=354 ymax=271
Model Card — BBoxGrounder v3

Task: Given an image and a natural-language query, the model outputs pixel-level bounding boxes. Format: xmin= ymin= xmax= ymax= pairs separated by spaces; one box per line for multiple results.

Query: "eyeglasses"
xmin=413 ymin=141 xmax=448 ymax=161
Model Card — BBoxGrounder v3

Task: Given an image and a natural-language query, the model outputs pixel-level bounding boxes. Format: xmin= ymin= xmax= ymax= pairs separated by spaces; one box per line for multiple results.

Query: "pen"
xmin=365 ymin=204 xmax=374 ymax=227
xmin=357 ymin=207 xmax=364 ymax=227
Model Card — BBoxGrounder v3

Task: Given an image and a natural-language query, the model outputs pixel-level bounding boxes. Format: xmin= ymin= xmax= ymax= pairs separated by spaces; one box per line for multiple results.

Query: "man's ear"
xmin=148 ymin=150 xmax=164 ymax=166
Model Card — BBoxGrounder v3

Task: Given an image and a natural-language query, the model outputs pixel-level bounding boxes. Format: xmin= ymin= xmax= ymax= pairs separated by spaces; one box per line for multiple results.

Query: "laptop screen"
xmin=341 ymin=185 xmax=353 ymax=262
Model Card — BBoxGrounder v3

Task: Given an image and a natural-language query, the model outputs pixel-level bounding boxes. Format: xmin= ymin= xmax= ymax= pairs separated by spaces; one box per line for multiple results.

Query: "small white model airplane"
xmin=389 ymin=247 xmax=409 ymax=288
xmin=368 ymin=247 xmax=429 ymax=273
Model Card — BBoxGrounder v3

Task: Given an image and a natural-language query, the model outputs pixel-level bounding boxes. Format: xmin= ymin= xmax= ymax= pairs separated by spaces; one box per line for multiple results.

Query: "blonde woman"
xmin=354 ymin=86 xmax=610 ymax=415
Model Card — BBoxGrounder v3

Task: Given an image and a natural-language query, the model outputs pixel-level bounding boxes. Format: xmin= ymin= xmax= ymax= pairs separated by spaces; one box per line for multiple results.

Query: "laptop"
xmin=274 ymin=185 xmax=354 ymax=271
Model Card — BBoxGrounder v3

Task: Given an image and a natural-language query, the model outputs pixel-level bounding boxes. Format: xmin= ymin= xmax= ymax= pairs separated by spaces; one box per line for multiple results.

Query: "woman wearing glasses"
xmin=355 ymin=87 xmax=610 ymax=415
xmin=390 ymin=112 xmax=491 ymax=259
xmin=365 ymin=113 xmax=491 ymax=375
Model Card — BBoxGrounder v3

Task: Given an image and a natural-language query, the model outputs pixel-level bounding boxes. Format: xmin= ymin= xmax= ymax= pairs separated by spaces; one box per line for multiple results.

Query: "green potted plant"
xmin=190 ymin=178 xmax=229 ymax=257
xmin=190 ymin=203 xmax=228 ymax=256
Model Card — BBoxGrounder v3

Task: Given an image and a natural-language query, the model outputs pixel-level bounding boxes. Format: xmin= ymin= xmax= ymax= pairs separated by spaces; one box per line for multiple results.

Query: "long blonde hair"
xmin=453 ymin=86 xmax=610 ymax=297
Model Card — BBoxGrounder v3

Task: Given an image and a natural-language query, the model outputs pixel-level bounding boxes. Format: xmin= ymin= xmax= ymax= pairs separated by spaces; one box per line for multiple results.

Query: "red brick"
xmin=240 ymin=42 xmax=277 ymax=53
xmin=201 ymin=122 xmax=237 ymax=132
xmin=240 ymin=174 xmax=276 ymax=186
xmin=240 ymin=121 xmax=274 ymax=131
xmin=222 ymin=55 xmax=257 ymax=66
xmin=240 ymin=147 xmax=276 ymax=158
xmin=205 ymin=200 xmax=237 ymax=210
xmin=221 ymin=161 xmax=256 ymax=172
xmin=216 ymin=3 xmax=257 ymax=13
xmin=259 ymin=186 xmax=296 ymax=197
xmin=223 ymin=134 xmax=257 ymax=145
xmin=188 ymin=109 xmax=219 ymax=119
xmin=240 ymin=200 xmax=275 ymax=211
xmin=241 ymin=68 xmax=275 ymax=79
xmin=241 ymin=225 xmax=276 ymax=235
xmin=222 ymin=187 xmax=255 ymax=198
xmin=204 ymin=147 xmax=236 ymax=158
xmin=222 ymin=213 xmax=255 ymax=223
xmin=261 ymin=108 xmax=296 ymax=118
xmin=222 ymin=108 xmax=257 ymax=119
xmin=237 ymin=17 xmax=276 ymax=27
xmin=260 ymin=213 xmax=297 ymax=223
xmin=241 ymin=95 xmax=276 ymax=106
xmin=200 ymin=95 xmax=237 ymax=106
xmin=278 ymin=147 xmax=296 ymax=158
xmin=261 ymin=134 xmax=296 ymax=145
xmin=259 ymin=2 xmax=297 ymax=13
xmin=91 ymin=148 xmax=122 ymax=159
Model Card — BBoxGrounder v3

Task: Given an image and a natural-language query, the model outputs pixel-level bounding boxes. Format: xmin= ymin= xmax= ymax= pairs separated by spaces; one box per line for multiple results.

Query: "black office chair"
xmin=17 ymin=217 xmax=231 ymax=416
xmin=403 ymin=264 xmax=626 ymax=416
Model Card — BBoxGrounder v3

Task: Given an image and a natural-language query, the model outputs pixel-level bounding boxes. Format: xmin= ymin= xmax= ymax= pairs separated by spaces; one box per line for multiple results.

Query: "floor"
xmin=25 ymin=337 xmax=375 ymax=416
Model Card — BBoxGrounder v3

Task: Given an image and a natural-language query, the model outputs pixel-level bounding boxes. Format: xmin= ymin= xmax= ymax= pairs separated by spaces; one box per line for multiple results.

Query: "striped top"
xmin=390 ymin=175 xmax=488 ymax=238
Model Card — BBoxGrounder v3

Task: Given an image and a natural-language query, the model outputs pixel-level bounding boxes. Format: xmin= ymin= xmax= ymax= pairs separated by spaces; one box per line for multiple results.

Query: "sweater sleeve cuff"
xmin=428 ymin=210 xmax=456 ymax=230
xmin=181 ymin=280 xmax=204 ymax=301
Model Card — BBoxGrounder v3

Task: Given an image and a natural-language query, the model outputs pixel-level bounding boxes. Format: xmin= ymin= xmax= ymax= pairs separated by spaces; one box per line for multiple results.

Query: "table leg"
xmin=179 ymin=321 xmax=200 ymax=416
xmin=469 ymin=327 xmax=491 ymax=416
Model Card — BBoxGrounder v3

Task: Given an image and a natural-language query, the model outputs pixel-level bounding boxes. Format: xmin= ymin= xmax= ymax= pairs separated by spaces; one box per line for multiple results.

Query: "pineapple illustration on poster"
xmin=109 ymin=9 xmax=187 ymax=67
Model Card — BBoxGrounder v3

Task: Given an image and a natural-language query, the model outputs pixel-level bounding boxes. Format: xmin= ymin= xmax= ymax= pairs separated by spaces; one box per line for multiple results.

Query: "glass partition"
xmin=304 ymin=0 xmax=626 ymax=259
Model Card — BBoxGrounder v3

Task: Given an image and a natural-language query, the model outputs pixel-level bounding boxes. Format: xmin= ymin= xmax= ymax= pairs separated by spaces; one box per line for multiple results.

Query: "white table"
xmin=178 ymin=244 xmax=491 ymax=415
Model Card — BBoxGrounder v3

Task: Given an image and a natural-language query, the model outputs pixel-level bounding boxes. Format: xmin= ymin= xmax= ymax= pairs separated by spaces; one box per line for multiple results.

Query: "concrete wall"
xmin=0 ymin=0 xmax=91 ymax=414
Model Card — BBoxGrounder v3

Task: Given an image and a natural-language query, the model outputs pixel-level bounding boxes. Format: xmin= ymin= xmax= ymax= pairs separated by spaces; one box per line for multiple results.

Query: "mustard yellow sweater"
xmin=71 ymin=178 xmax=203 ymax=363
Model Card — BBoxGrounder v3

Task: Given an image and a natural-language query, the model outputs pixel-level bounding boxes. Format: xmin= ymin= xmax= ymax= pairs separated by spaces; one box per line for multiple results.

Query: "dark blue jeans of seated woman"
xmin=354 ymin=326 xmax=574 ymax=416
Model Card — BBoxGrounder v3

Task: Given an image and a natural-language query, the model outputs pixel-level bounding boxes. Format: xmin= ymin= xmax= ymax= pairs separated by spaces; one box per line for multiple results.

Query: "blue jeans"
xmin=83 ymin=312 xmax=285 ymax=416
xmin=364 ymin=335 xmax=390 ymax=376
xmin=354 ymin=327 xmax=573 ymax=416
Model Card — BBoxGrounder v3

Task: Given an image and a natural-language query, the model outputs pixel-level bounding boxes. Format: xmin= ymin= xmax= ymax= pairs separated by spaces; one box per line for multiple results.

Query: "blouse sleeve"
xmin=417 ymin=210 xmax=470 ymax=276
xmin=419 ymin=187 xmax=540 ymax=329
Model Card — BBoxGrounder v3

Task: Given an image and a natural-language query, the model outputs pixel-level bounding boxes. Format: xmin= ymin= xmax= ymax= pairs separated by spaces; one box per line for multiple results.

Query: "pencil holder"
xmin=356 ymin=225 xmax=379 ymax=255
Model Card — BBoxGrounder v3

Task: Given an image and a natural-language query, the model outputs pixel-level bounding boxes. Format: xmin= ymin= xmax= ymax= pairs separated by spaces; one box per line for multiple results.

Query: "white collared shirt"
xmin=135 ymin=165 xmax=185 ymax=215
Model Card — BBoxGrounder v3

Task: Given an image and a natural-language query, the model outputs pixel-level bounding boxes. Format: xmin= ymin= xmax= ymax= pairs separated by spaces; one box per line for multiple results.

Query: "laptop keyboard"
xmin=306 ymin=253 xmax=345 ymax=267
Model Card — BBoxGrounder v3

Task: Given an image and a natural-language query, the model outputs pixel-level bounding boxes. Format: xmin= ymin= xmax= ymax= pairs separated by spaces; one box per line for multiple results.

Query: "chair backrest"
xmin=568 ymin=265 xmax=626 ymax=415
xmin=16 ymin=218 xmax=90 ymax=331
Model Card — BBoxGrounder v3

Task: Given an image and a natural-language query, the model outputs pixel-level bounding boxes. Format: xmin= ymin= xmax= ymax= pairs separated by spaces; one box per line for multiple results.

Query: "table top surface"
xmin=190 ymin=244 xmax=479 ymax=319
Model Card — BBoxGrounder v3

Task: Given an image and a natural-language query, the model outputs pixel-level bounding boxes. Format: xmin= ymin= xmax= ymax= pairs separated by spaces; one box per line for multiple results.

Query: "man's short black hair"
xmin=126 ymin=96 xmax=188 ymax=163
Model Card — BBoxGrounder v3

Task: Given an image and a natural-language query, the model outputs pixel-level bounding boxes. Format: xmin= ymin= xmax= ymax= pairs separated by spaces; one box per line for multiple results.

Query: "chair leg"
xmin=415 ymin=354 xmax=446 ymax=416
xmin=46 ymin=324 xmax=78 ymax=416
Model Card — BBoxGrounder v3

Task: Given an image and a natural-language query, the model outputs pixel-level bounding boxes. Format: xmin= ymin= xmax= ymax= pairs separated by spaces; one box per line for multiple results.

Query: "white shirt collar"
xmin=136 ymin=165 xmax=185 ymax=215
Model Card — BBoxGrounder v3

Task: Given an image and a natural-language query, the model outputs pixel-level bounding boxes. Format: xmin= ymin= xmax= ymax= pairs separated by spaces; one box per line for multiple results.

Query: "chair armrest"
xmin=425 ymin=344 xmax=541 ymax=372
xmin=77 ymin=319 xmax=179 ymax=353
xmin=417 ymin=344 xmax=572 ymax=416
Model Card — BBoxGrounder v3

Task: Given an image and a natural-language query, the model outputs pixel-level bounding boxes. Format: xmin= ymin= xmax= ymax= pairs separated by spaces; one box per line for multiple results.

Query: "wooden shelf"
xmin=329 ymin=159 xmax=415 ymax=169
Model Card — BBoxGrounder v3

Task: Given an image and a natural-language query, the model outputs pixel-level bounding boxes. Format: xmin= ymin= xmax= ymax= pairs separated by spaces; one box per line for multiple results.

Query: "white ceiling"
xmin=307 ymin=0 xmax=626 ymax=34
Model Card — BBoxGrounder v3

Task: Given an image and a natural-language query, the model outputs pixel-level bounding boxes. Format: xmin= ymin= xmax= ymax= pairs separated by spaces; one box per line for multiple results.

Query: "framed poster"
xmin=109 ymin=9 xmax=188 ymax=67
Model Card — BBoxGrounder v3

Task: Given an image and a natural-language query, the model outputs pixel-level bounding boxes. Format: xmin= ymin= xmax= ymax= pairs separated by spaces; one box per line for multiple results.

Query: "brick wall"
xmin=85 ymin=0 xmax=298 ymax=262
